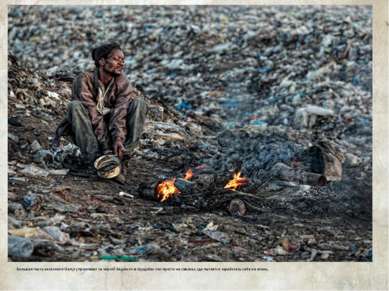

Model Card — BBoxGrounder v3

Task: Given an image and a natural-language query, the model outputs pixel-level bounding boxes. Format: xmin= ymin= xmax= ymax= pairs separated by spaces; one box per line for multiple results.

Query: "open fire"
xmin=154 ymin=169 xmax=249 ymax=203
xmin=155 ymin=169 xmax=194 ymax=202
xmin=224 ymin=171 xmax=249 ymax=191
xmin=155 ymin=178 xmax=181 ymax=202
xmin=184 ymin=168 xmax=193 ymax=181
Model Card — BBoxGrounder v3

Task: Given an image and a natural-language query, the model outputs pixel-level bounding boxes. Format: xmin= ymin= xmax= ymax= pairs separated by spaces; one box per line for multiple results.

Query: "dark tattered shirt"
xmin=71 ymin=70 xmax=141 ymax=145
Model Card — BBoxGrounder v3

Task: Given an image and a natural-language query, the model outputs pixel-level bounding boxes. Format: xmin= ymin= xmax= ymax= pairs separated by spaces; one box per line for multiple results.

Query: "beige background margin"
xmin=0 ymin=1 xmax=388 ymax=290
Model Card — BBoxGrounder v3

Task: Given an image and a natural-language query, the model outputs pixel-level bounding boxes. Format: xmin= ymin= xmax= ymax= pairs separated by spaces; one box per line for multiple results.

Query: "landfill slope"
xmin=8 ymin=6 xmax=371 ymax=262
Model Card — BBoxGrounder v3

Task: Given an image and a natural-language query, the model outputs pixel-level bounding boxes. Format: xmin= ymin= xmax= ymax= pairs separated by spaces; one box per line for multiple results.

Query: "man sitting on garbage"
xmin=53 ymin=42 xmax=146 ymax=175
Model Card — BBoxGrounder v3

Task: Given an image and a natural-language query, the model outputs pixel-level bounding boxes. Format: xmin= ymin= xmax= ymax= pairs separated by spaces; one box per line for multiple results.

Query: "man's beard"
xmin=103 ymin=66 xmax=122 ymax=76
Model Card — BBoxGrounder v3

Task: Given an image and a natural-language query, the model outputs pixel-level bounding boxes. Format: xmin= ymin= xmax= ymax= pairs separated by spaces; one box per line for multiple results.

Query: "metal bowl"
xmin=94 ymin=154 xmax=121 ymax=179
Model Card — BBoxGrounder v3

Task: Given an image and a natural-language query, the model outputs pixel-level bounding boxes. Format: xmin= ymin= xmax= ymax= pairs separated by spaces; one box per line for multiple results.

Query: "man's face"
xmin=101 ymin=48 xmax=125 ymax=76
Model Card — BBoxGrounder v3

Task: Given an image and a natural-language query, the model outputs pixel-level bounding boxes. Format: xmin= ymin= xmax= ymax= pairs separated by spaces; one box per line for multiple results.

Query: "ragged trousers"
xmin=64 ymin=98 xmax=147 ymax=163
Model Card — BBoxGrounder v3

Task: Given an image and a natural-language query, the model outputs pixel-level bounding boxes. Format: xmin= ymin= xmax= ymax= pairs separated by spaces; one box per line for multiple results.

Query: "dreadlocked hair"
xmin=91 ymin=42 xmax=122 ymax=67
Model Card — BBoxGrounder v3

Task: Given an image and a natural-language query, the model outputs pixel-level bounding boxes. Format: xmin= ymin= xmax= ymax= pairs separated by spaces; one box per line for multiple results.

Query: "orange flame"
xmin=156 ymin=178 xmax=181 ymax=202
xmin=224 ymin=171 xmax=249 ymax=190
xmin=184 ymin=169 xmax=193 ymax=181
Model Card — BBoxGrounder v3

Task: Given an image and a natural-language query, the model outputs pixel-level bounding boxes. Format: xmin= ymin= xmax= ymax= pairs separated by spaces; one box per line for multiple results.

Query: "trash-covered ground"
xmin=8 ymin=6 xmax=372 ymax=262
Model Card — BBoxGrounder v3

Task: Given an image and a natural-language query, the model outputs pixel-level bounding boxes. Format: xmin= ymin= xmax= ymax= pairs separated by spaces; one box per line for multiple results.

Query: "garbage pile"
xmin=9 ymin=6 xmax=371 ymax=128
xmin=8 ymin=5 xmax=372 ymax=262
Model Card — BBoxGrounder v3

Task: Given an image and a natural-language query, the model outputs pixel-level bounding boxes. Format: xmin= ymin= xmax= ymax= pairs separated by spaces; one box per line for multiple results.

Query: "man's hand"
xmin=113 ymin=141 xmax=125 ymax=160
